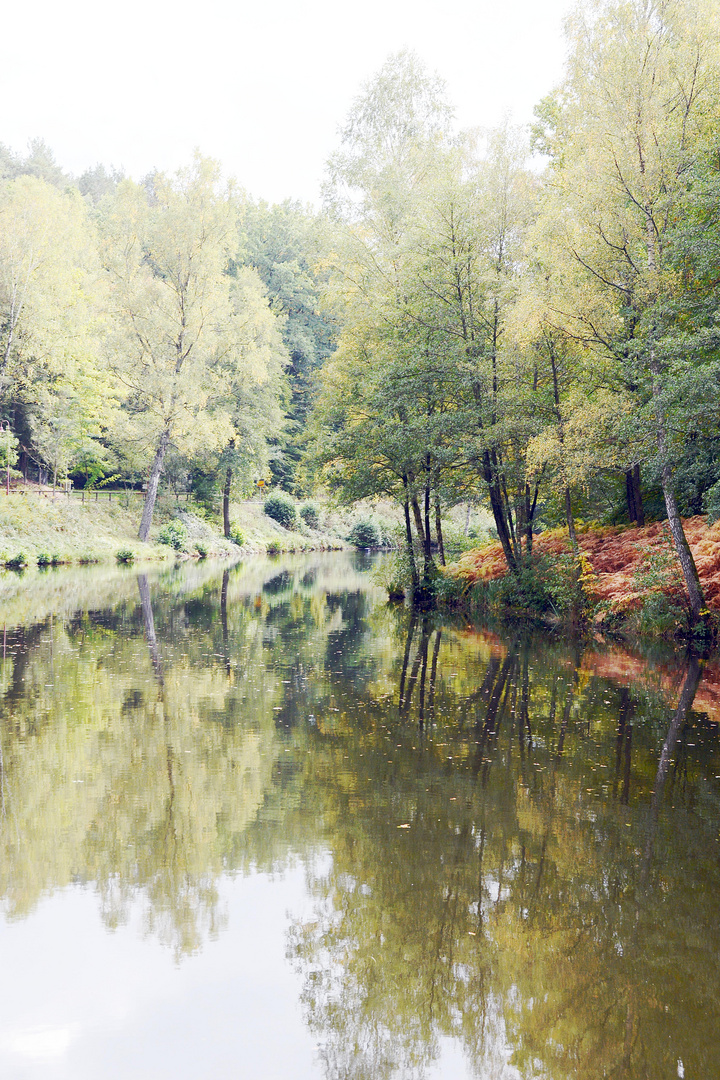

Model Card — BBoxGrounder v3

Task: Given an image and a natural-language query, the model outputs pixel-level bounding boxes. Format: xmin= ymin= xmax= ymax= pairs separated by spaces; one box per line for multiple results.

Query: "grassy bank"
xmin=0 ymin=489 xmax=358 ymax=567
xmin=0 ymin=487 xmax=495 ymax=570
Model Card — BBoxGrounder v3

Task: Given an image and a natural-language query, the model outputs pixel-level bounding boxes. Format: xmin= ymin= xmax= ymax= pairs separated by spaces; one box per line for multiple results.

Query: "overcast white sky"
xmin=2 ymin=0 xmax=574 ymax=205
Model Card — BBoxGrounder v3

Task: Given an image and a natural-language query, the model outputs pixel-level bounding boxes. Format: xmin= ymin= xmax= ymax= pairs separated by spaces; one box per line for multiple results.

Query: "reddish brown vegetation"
xmin=453 ymin=516 xmax=720 ymax=613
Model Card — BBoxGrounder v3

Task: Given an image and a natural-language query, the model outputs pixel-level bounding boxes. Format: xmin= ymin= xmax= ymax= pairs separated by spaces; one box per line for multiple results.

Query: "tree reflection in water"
xmin=0 ymin=555 xmax=719 ymax=1076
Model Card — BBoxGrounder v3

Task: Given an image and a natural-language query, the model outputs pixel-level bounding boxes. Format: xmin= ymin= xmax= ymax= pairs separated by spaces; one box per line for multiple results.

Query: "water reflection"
xmin=1 ymin=553 xmax=719 ymax=1078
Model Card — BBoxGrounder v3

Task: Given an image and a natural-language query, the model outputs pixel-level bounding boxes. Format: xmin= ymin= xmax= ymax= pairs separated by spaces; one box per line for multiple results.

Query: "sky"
xmin=2 ymin=0 xmax=574 ymax=205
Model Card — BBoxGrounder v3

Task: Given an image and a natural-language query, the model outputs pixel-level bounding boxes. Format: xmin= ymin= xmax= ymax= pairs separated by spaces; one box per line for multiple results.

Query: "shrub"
xmin=300 ymin=503 xmax=320 ymax=529
xmin=267 ymin=540 xmax=281 ymax=555
xmin=36 ymin=552 xmax=52 ymax=567
xmin=472 ymin=553 xmax=589 ymax=621
xmin=157 ymin=521 xmax=188 ymax=550
xmin=432 ymin=571 xmax=469 ymax=606
xmin=195 ymin=541 xmax=208 ymax=559
xmin=116 ymin=548 xmax=135 ymax=564
xmin=229 ymin=522 xmax=245 ymax=546
xmin=263 ymin=493 xmax=297 ymax=529
xmin=704 ymin=480 xmax=720 ymax=524
xmin=371 ymin=550 xmax=413 ymax=599
xmin=348 ymin=519 xmax=380 ymax=548
xmin=631 ymin=540 xmax=687 ymax=637
xmin=5 ymin=552 xmax=27 ymax=570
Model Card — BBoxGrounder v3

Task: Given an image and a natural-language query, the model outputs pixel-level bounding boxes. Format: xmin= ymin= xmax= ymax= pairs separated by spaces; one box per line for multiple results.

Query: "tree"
xmin=240 ymin=200 xmax=339 ymax=493
xmin=0 ymin=173 xmax=108 ymax=481
xmin=533 ymin=0 xmax=720 ymax=621
xmin=100 ymin=156 xmax=285 ymax=541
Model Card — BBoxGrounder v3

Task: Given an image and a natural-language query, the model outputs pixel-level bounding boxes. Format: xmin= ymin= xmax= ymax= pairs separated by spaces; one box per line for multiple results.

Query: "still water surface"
xmin=1 ymin=552 xmax=719 ymax=1079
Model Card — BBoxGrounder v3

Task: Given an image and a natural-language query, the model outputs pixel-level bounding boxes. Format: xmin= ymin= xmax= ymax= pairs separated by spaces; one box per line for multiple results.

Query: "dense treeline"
xmin=310 ymin=0 xmax=720 ymax=627
xmin=0 ymin=145 xmax=335 ymax=538
xmin=2 ymin=0 xmax=720 ymax=623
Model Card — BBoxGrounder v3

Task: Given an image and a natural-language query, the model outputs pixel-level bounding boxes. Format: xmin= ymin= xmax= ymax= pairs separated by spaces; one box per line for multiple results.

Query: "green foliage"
xmin=263 ymin=493 xmax=297 ymax=530
xmin=4 ymin=552 xmax=27 ymax=570
xmin=195 ymin=542 xmax=208 ymax=559
xmin=36 ymin=552 xmax=62 ymax=568
xmin=371 ymin=551 xmax=412 ymax=599
xmin=300 ymin=503 xmax=320 ymax=529
xmin=431 ymin=572 xmax=469 ymax=606
xmin=704 ymin=480 xmax=720 ymax=525
xmin=631 ymin=542 xmax=687 ymax=638
xmin=157 ymin=521 xmax=188 ymax=551
xmin=115 ymin=548 xmax=134 ymax=564
xmin=348 ymin=519 xmax=380 ymax=548
xmin=266 ymin=540 xmax=281 ymax=555
xmin=229 ymin=521 xmax=245 ymax=546
xmin=470 ymin=554 xmax=590 ymax=622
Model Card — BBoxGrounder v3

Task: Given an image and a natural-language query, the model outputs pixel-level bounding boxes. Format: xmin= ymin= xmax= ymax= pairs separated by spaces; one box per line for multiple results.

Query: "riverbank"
xmin=442 ymin=516 xmax=720 ymax=639
xmin=0 ymin=490 xmax=348 ymax=568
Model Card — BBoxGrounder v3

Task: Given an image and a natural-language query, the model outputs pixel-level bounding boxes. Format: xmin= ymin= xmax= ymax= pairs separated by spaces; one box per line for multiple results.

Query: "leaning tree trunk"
xmin=649 ymin=356 xmax=705 ymax=623
xmin=138 ymin=428 xmax=170 ymax=542
xmin=223 ymin=466 xmax=232 ymax=538
xmin=482 ymin=449 xmax=517 ymax=572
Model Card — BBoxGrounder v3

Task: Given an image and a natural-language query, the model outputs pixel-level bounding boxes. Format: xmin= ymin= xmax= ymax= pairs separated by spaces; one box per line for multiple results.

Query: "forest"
xmin=2 ymin=0 xmax=720 ymax=632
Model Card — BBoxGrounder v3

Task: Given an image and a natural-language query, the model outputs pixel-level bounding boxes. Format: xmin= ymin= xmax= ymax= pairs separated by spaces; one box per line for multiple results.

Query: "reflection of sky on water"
xmin=0 ymin=870 xmax=320 ymax=1080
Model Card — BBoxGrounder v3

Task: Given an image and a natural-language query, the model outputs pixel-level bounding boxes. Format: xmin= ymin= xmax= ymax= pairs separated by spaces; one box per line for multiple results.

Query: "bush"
xmin=157 ymin=521 xmax=188 ymax=551
xmin=348 ymin=519 xmax=380 ymax=548
xmin=267 ymin=540 xmax=282 ymax=555
xmin=432 ymin=571 xmax=470 ymax=606
xmin=300 ymin=503 xmax=320 ymax=529
xmin=5 ymin=552 xmax=27 ymax=570
xmin=705 ymin=480 xmax=720 ymax=524
xmin=263 ymin=493 xmax=297 ymax=529
xmin=115 ymin=548 xmax=134 ymax=564
xmin=229 ymin=522 xmax=245 ymax=546
xmin=195 ymin=541 xmax=208 ymax=559
xmin=36 ymin=552 xmax=52 ymax=567
xmin=371 ymin=551 xmax=410 ymax=599
xmin=470 ymin=553 xmax=590 ymax=621
xmin=631 ymin=539 xmax=687 ymax=637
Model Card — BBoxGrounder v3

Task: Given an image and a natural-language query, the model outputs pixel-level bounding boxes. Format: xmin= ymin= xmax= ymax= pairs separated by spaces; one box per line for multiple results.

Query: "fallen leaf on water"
xmin=397 ymin=824 xmax=411 ymax=829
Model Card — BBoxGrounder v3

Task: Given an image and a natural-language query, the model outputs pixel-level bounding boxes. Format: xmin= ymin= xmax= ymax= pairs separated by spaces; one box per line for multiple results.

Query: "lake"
xmin=0 ymin=552 xmax=718 ymax=1080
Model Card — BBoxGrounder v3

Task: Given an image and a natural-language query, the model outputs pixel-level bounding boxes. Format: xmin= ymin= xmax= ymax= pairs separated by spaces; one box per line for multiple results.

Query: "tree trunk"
xmin=402 ymin=478 xmax=419 ymax=591
xmin=139 ymin=428 xmax=170 ymax=542
xmin=482 ymin=449 xmax=517 ymax=571
xmin=223 ymin=466 xmax=232 ymax=538
xmin=649 ymin=357 xmax=704 ymax=621
xmin=435 ymin=494 xmax=446 ymax=566
xmin=411 ymin=495 xmax=425 ymax=549
xmin=625 ymin=463 xmax=645 ymax=526
xmin=633 ymin=463 xmax=645 ymax=526
xmin=422 ymin=475 xmax=433 ymax=581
